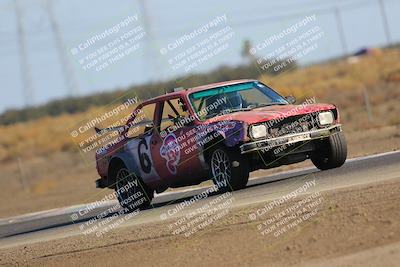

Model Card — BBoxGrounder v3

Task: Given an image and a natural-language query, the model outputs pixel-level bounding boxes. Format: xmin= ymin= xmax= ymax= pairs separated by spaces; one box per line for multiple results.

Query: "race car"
xmin=94 ymin=79 xmax=347 ymax=211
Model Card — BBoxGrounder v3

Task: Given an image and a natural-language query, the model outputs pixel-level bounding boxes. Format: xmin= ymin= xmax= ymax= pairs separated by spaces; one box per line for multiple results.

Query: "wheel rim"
xmin=115 ymin=168 xmax=138 ymax=203
xmin=211 ymin=149 xmax=231 ymax=186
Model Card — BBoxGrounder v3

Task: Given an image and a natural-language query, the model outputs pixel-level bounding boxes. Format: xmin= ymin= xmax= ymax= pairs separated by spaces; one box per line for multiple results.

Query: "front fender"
xmin=197 ymin=120 xmax=247 ymax=148
xmin=220 ymin=120 xmax=247 ymax=147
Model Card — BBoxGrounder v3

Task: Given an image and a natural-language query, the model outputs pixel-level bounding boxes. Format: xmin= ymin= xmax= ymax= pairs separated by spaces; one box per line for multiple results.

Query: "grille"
xmin=266 ymin=112 xmax=319 ymax=138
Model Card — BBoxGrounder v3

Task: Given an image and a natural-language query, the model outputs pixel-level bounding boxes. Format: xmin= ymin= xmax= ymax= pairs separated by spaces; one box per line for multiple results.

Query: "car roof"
xmin=141 ymin=79 xmax=257 ymax=105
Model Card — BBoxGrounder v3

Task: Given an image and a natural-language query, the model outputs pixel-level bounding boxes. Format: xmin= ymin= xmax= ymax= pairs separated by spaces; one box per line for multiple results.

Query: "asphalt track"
xmin=0 ymin=150 xmax=399 ymax=249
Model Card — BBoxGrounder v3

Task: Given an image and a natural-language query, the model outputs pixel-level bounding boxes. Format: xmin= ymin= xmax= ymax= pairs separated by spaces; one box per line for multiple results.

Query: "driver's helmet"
xmin=224 ymin=91 xmax=243 ymax=109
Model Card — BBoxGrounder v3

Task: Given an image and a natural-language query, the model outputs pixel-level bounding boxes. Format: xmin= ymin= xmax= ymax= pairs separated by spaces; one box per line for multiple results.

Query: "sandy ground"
xmin=0 ymin=124 xmax=399 ymax=219
xmin=1 ymin=176 xmax=399 ymax=266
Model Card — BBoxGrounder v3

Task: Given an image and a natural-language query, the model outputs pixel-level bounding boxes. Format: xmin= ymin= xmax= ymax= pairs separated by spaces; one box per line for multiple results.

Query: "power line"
xmin=15 ymin=0 xmax=34 ymax=106
xmin=136 ymin=0 xmax=394 ymax=39
xmin=0 ymin=0 xmax=381 ymax=38
xmin=0 ymin=0 xmax=395 ymax=53
xmin=227 ymin=0 xmax=382 ymax=28
xmin=0 ymin=0 xmax=396 ymax=57
xmin=334 ymin=7 xmax=348 ymax=56
xmin=138 ymin=0 xmax=166 ymax=83
xmin=227 ymin=0 xmax=356 ymax=18
xmin=45 ymin=0 xmax=79 ymax=96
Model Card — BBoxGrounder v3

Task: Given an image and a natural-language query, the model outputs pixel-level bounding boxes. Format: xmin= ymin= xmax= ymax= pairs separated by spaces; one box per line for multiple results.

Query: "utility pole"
xmin=334 ymin=7 xmax=348 ymax=57
xmin=15 ymin=0 xmax=34 ymax=106
xmin=45 ymin=0 xmax=79 ymax=96
xmin=138 ymin=0 xmax=153 ymax=99
xmin=378 ymin=0 xmax=391 ymax=45
xmin=138 ymin=0 xmax=164 ymax=89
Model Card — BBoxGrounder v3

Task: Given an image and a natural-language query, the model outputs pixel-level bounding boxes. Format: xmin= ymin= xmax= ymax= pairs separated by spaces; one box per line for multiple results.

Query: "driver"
xmin=224 ymin=91 xmax=243 ymax=110
xmin=206 ymin=92 xmax=243 ymax=116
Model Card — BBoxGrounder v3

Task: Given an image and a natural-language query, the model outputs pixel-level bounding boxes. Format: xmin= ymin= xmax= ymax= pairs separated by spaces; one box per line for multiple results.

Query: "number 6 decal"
xmin=138 ymin=138 xmax=152 ymax=173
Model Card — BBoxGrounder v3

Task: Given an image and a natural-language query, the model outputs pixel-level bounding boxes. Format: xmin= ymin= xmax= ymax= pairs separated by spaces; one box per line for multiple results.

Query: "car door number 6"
xmin=138 ymin=138 xmax=152 ymax=174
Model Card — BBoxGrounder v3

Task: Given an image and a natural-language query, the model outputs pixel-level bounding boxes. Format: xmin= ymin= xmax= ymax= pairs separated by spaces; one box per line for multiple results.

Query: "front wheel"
xmin=113 ymin=163 xmax=153 ymax=212
xmin=207 ymin=145 xmax=249 ymax=192
xmin=311 ymin=132 xmax=347 ymax=170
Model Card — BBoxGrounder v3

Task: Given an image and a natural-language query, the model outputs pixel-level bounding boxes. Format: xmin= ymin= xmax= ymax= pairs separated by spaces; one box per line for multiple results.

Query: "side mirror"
xmin=286 ymin=95 xmax=296 ymax=104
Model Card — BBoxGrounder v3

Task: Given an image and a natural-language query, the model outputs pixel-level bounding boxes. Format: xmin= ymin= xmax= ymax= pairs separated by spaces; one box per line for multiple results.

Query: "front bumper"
xmin=240 ymin=124 xmax=342 ymax=154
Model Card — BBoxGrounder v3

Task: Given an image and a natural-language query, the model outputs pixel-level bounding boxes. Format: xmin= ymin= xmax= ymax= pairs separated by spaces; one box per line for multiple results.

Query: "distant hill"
xmin=0 ymin=48 xmax=399 ymax=163
xmin=0 ymin=59 xmax=295 ymax=125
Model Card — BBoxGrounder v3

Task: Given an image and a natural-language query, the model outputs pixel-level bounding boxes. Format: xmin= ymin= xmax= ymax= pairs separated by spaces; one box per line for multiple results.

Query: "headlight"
xmin=250 ymin=124 xmax=267 ymax=139
xmin=318 ymin=111 xmax=334 ymax=125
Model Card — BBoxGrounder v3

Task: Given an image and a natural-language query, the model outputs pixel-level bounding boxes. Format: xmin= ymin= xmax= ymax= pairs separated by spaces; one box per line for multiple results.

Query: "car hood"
xmin=205 ymin=103 xmax=336 ymax=125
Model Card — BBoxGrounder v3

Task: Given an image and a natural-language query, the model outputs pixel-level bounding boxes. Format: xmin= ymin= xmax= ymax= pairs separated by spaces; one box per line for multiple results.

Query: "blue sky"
xmin=1 ymin=0 xmax=399 ymax=112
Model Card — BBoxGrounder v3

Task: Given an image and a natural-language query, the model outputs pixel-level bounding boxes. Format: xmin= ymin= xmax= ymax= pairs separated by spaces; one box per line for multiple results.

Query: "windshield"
xmin=189 ymin=82 xmax=288 ymax=120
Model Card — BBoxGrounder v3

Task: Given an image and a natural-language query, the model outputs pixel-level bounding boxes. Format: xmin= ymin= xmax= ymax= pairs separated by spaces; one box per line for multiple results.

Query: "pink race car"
xmin=95 ymin=79 xmax=347 ymax=211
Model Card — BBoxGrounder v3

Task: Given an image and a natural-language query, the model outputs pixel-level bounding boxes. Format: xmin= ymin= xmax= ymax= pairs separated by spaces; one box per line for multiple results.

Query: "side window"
xmin=125 ymin=103 xmax=156 ymax=138
xmin=160 ymin=98 xmax=190 ymax=132
xmin=190 ymin=97 xmax=205 ymax=120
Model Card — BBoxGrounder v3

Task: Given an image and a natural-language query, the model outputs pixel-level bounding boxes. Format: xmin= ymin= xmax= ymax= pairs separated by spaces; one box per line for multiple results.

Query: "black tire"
xmin=207 ymin=145 xmax=249 ymax=192
xmin=311 ymin=132 xmax=347 ymax=170
xmin=113 ymin=163 xmax=153 ymax=212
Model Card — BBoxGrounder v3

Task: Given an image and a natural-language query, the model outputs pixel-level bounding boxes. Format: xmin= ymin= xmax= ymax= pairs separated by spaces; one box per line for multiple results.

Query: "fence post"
xmin=363 ymin=87 xmax=373 ymax=123
xmin=17 ymin=157 xmax=30 ymax=192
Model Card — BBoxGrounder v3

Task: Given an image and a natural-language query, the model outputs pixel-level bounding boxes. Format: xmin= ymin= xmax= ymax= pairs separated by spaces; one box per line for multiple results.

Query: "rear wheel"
xmin=208 ymin=145 xmax=249 ymax=192
xmin=311 ymin=132 xmax=347 ymax=170
xmin=113 ymin=163 xmax=153 ymax=212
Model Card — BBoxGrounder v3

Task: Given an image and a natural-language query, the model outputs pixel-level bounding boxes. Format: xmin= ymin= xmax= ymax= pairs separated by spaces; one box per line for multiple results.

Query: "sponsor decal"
xmin=160 ymin=133 xmax=181 ymax=175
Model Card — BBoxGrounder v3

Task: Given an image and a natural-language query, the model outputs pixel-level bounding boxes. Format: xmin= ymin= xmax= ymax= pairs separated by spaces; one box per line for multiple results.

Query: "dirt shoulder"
xmin=1 ymin=176 xmax=399 ymax=266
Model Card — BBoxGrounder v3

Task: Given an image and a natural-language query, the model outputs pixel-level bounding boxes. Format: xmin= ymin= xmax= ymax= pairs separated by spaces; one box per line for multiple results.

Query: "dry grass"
xmin=0 ymin=103 xmax=135 ymax=162
xmin=0 ymin=48 xmax=400 ymax=217
xmin=0 ymin=48 xmax=399 ymax=163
